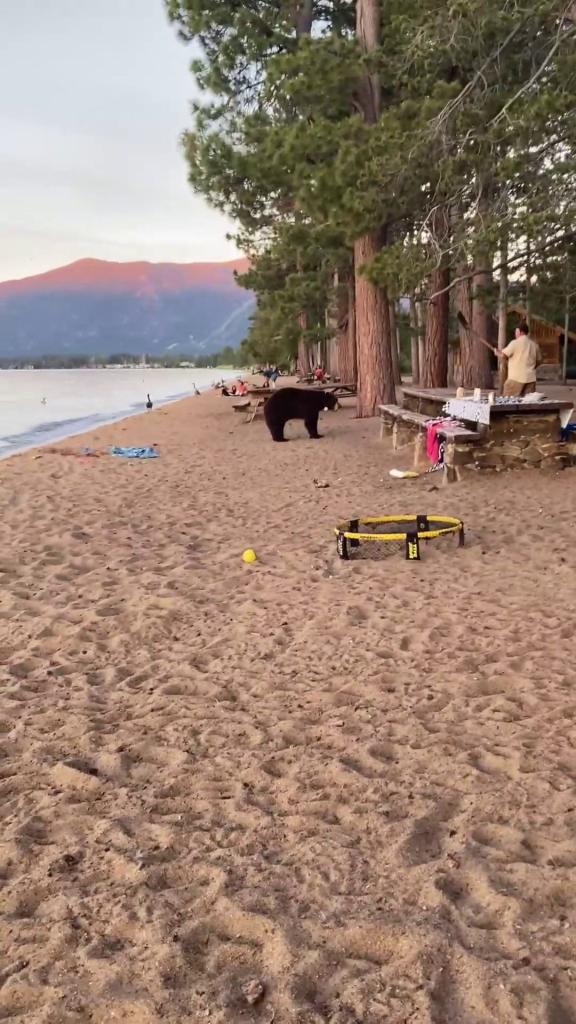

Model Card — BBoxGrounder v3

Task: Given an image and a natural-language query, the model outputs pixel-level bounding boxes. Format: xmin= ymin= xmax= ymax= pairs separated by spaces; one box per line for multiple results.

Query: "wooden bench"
xmin=437 ymin=425 xmax=481 ymax=443
xmin=232 ymin=399 xmax=251 ymax=413
xmin=379 ymin=404 xmax=480 ymax=441
xmin=378 ymin=404 xmax=481 ymax=482
xmin=379 ymin=404 xmax=428 ymax=439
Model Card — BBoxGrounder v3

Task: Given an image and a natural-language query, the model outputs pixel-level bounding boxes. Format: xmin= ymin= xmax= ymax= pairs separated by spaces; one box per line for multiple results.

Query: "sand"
xmin=1 ymin=385 xmax=576 ymax=1024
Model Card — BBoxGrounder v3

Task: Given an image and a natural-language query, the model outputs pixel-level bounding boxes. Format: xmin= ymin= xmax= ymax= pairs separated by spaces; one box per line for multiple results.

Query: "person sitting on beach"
xmin=236 ymin=380 xmax=248 ymax=396
xmin=221 ymin=385 xmax=231 ymax=397
xmin=496 ymin=321 xmax=542 ymax=397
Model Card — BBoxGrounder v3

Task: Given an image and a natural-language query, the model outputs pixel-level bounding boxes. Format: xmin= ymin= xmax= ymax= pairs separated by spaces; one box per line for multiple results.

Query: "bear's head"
xmin=323 ymin=393 xmax=339 ymax=411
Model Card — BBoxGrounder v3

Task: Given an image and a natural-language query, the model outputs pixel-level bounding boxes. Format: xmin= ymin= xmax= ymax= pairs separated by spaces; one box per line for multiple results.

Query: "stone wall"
xmin=382 ymin=406 xmax=573 ymax=480
xmin=444 ymin=414 xmax=572 ymax=475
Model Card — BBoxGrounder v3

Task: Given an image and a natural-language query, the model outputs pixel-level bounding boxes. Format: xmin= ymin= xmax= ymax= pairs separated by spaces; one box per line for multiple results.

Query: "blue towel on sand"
xmin=111 ymin=446 xmax=159 ymax=459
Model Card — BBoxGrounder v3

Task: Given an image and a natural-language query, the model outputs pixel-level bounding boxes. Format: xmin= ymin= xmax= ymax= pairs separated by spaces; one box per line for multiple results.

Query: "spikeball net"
xmin=334 ymin=514 xmax=465 ymax=561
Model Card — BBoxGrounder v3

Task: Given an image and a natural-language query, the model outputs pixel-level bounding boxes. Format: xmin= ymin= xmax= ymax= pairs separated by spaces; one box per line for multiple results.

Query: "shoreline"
xmin=0 ymin=368 xmax=247 ymax=460
xmin=0 ymin=387 xmax=201 ymax=461
xmin=1 ymin=389 xmax=576 ymax=1023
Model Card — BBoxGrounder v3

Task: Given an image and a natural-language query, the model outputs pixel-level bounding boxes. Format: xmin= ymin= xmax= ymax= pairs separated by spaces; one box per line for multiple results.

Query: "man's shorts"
xmin=503 ymin=380 xmax=536 ymax=397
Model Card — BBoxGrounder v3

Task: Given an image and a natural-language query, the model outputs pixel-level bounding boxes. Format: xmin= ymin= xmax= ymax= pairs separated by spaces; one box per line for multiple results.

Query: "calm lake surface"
xmin=0 ymin=367 xmax=228 ymax=457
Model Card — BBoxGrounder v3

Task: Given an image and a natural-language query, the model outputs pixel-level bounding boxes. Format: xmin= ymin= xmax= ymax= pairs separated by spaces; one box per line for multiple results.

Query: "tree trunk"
xmin=337 ymin=276 xmax=357 ymax=384
xmin=326 ymin=336 xmax=337 ymax=378
xmin=525 ymin=236 xmax=531 ymax=315
xmin=335 ymin=275 xmax=357 ymax=383
xmin=497 ymin=236 xmax=508 ymax=393
xmin=469 ymin=179 xmax=495 ymax=389
xmin=395 ymin=301 xmax=402 ymax=360
xmin=297 ymin=313 xmax=312 ymax=376
xmin=389 ymin=299 xmax=401 ymax=385
xmin=409 ymin=294 xmax=420 ymax=384
xmin=422 ymin=208 xmax=450 ymax=387
xmin=355 ymin=233 xmax=396 ymax=415
xmin=294 ymin=0 xmax=314 ymax=35
xmin=297 ymin=341 xmax=312 ymax=376
xmin=422 ymin=273 xmax=449 ymax=387
xmin=354 ymin=0 xmax=395 ymax=415
xmin=293 ymin=1 xmax=315 ymax=379
xmin=356 ymin=0 xmax=381 ymax=121
xmin=416 ymin=298 xmax=426 ymax=381
xmin=471 ymin=264 xmax=494 ymax=388
xmin=457 ymin=268 xmax=475 ymax=387
xmin=318 ymin=331 xmax=328 ymax=370
xmin=324 ymin=283 xmax=340 ymax=379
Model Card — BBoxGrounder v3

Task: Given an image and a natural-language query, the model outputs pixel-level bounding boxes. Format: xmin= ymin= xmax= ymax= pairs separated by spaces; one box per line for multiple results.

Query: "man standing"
xmin=496 ymin=321 xmax=542 ymax=397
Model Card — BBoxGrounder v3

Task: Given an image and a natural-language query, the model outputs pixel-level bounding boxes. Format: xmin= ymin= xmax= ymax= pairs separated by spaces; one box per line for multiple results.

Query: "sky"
xmin=0 ymin=0 xmax=238 ymax=282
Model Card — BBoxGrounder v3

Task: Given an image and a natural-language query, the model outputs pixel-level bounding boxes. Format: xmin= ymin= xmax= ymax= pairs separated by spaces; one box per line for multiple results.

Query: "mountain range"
xmin=0 ymin=257 xmax=254 ymax=359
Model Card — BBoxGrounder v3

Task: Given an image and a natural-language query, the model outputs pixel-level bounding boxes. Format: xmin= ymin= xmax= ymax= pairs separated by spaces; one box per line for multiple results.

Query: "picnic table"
xmin=311 ymin=381 xmax=357 ymax=398
xmin=245 ymin=387 xmax=273 ymax=398
xmin=232 ymin=392 xmax=271 ymax=423
xmin=379 ymin=385 xmax=575 ymax=481
xmin=401 ymin=386 xmax=574 ymax=424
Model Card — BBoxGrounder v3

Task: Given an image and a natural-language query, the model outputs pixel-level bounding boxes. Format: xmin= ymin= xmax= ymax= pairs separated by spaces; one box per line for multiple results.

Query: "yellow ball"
xmin=242 ymin=548 xmax=257 ymax=564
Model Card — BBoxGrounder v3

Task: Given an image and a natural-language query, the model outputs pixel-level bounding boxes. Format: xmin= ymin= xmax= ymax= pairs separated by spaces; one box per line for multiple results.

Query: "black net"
xmin=335 ymin=517 xmax=463 ymax=561
xmin=362 ymin=518 xmax=457 ymax=536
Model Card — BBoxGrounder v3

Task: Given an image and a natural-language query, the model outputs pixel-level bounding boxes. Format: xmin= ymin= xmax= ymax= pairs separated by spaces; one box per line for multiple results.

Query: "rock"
xmin=242 ymin=979 xmax=265 ymax=1005
xmin=498 ymin=444 xmax=525 ymax=458
xmin=522 ymin=445 xmax=544 ymax=464
xmin=51 ymin=762 xmax=102 ymax=793
xmin=474 ymin=452 xmax=504 ymax=469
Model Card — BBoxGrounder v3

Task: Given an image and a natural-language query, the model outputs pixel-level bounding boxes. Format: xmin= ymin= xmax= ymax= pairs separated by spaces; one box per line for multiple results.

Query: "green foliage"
xmin=167 ymin=0 xmax=576 ymax=358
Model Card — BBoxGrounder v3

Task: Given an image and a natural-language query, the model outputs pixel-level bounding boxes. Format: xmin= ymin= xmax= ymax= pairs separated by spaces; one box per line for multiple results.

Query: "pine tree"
xmin=167 ymin=0 xmax=576 ymax=403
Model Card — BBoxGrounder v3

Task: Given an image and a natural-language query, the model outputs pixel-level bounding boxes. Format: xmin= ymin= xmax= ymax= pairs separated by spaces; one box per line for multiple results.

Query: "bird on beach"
xmin=146 ymin=394 xmax=153 ymax=410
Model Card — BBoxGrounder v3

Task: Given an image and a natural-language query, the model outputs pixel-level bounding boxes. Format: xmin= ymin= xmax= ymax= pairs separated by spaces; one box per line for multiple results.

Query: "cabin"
xmin=508 ymin=305 xmax=576 ymax=381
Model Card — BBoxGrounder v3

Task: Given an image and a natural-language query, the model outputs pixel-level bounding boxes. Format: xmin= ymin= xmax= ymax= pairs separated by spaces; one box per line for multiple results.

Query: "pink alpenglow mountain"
xmin=0 ymin=258 xmax=253 ymax=358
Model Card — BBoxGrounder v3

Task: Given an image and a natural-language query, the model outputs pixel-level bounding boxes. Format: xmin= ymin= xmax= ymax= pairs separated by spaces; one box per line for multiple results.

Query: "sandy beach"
xmin=2 ymin=386 xmax=576 ymax=1023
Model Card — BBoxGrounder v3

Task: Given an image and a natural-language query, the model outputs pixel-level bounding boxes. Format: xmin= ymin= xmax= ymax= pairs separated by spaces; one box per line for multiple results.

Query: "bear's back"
xmin=264 ymin=387 xmax=326 ymax=420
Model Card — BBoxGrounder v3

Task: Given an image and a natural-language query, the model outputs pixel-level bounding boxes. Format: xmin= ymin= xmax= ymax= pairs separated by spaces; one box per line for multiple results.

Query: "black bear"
xmin=264 ymin=387 xmax=339 ymax=442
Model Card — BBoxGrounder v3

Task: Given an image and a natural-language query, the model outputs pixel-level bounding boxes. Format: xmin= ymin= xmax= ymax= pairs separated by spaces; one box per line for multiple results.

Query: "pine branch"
xmin=490 ymin=19 xmax=576 ymax=127
xmin=429 ymin=12 xmax=529 ymax=136
xmin=429 ymin=230 xmax=576 ymax=300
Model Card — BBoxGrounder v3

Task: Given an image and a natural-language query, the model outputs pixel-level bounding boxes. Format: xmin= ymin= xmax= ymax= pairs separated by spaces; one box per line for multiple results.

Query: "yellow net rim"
xmin=334 ymin=515 xmax=463 ymax=542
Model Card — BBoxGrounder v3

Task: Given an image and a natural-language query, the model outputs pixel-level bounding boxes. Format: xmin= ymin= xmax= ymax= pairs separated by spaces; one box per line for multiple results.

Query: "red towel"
xmin=426 ymin=418 xmax=458 ymax=464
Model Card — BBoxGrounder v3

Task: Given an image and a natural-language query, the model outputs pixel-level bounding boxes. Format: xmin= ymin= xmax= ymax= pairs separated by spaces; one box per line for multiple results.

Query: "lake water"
xmin=0 ymin=367 xmax=231 ymax=457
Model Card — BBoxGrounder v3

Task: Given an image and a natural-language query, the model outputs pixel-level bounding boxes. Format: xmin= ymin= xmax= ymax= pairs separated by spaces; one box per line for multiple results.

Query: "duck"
xmin=146 ymin=394 xmax=153 ymax=410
